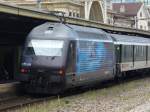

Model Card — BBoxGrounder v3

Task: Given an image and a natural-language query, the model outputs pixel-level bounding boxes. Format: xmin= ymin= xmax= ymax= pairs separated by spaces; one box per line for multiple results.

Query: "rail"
xmin=0 ymin=95 xmax=56 ymax=111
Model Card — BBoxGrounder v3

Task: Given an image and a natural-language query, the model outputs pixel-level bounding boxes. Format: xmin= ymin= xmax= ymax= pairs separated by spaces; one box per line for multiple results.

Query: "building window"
xmin=140 ymin=25 xmax=143 ymax=29
xmin=73 ymin=12 xmax=76 ymax=17
xmin=120 ymin=5 xmax=125 ymax=12
xmin=69 ymin=12 xmax=72 ymax=17
xmin=76 ymin=13 xmax=80 ymax=18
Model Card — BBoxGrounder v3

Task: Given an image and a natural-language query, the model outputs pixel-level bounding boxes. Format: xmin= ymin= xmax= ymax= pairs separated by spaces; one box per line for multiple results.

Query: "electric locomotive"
xmin=19 ymin=22 xmax=150 ymax=94
xmin=19 ymin=22 xmax=115 ymax=94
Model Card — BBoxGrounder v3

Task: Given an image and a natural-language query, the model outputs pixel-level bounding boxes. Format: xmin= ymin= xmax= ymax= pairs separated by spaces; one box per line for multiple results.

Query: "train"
xmin=19 ymin=22 xmax=150 ymax=94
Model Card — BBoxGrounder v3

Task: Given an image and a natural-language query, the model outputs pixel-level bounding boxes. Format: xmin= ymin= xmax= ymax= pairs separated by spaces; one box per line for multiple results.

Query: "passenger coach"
xmin=111 ymin=34 xmax=150 ymax=77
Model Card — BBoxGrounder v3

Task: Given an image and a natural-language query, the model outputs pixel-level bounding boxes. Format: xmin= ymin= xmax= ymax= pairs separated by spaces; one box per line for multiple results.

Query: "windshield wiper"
xmin=51 ymin=56 xmax=56 ymax=60
xmin=51 ymin=50 xmax=60 ymax=60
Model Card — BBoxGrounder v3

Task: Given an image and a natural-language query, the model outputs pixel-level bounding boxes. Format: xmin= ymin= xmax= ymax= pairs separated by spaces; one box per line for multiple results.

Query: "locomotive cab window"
xmin=25 ymin=40 xmax=64 ymax=57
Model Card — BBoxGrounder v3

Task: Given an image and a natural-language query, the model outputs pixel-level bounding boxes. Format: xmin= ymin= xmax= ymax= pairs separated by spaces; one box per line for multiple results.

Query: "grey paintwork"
xmin=20 ymin=22 xmax=150 ymax=94
xmin=111 ymin=33 xmax=150 ymax=73
xmin=111 ymin=34 xmax=150 ymax=45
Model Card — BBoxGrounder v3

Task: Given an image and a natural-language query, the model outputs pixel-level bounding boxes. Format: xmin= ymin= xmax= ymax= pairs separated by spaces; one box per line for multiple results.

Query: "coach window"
xmin=134 ymin=46 xmax=146 ymax=61
xmin=122 ymin=45 xmax=133 ymax=62
xmin=134 ymin=46 xmax=139 ymax=61
xmin=140 ymin=46 xmax=146 ymax=61
xmin=134 ymin=46 xmax=138 ymax=61
xmin=148 ymin=46 xmax=150 ymax=60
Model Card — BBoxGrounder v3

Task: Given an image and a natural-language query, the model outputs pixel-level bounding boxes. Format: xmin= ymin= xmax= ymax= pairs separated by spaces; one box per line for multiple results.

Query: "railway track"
xmin=0 ymin=74 xmax=148 ymax=112
xmin=0 ymin=95 xmax=56 ymax=112
xmin=0 ymin=82 xmax=56 ymax=111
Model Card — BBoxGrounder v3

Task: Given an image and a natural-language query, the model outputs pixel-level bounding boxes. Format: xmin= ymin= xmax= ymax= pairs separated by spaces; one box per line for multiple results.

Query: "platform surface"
xmin=0 ymin=82 xmax=19 ymax=94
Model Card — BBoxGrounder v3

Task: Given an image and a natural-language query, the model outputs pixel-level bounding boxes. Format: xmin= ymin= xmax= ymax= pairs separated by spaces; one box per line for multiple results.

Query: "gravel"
xmin=52 ymin=77 xmax=150 ymax=112
xmin=14 ymin=76 xmax=150 ymax=112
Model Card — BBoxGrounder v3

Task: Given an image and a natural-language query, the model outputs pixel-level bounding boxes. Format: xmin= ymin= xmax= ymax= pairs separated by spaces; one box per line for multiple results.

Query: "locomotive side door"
xmin=65 ymin=41 xmax=77 ymax=87
xmin=66 ymin=41 xmax=76 ymax=73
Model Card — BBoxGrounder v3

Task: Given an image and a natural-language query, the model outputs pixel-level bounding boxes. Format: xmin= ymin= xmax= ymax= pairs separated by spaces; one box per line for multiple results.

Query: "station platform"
xmin=0 ymin=82 xmax=19 ymax=94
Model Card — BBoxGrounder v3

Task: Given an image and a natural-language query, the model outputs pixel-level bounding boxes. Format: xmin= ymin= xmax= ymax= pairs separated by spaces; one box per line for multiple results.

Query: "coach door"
xmin=115 ymin=45 xmax=121 ymax=64
xmin=115 ymin=44 xmax=122 ymax=74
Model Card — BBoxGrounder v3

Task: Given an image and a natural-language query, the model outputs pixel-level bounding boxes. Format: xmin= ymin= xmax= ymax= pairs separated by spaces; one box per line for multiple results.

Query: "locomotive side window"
xmin=66 ymin=41 xmax=76 ymax=73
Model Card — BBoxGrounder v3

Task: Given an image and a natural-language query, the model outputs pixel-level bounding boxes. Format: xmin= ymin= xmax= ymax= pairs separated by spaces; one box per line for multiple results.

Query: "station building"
xmin=112 ymin=0 xmax=150 ymax=5
xmin=1 ymin=0 xmax=110 ymax=23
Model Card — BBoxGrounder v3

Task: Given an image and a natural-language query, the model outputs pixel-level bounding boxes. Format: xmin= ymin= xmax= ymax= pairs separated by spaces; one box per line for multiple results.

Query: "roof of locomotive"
xmin=111 ymin=34 xmax=150 ymax=46
xmin=27 ymin=22 xmax=112 ymax=41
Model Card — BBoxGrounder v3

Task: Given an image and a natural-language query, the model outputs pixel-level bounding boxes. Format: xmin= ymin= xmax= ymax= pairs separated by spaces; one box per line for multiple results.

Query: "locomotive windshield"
xmin=25 ymin=39 xmax=64 ymax=56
